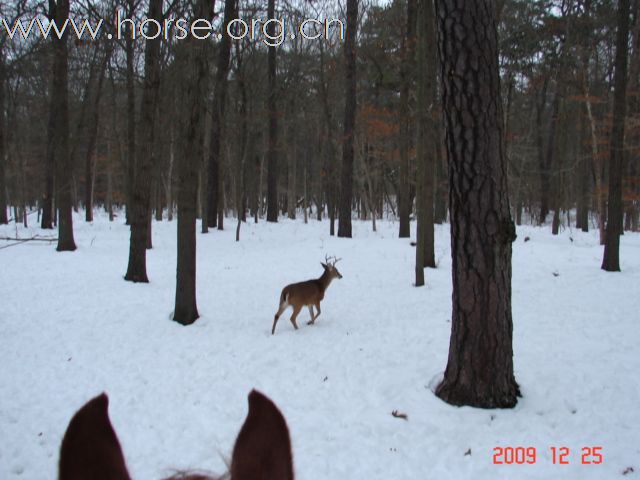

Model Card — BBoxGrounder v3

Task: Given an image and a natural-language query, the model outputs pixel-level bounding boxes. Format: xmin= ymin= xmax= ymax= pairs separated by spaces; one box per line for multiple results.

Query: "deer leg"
xmin=307 ymin=302 xmax=321 ymax=325
xmin=290 ymin=305 xmax=302 ymax=330
xmin=272 ymin=303 xmax=288 ymax=335
xmin=307 ymin=305 xmax=315 ymax=322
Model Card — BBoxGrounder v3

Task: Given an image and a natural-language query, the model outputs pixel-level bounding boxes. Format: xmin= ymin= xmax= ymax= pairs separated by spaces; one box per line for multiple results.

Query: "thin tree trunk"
xmin=125 ymin=0 xmax=135 ymax=225
xmin=318 ymin=43 xmax=336 ymax=234
xmin=106 ymin=144 xmax=114 ymax=222
xmin=165 ymin=123 xmax=175 ymax=222
xmin=624 ymin=0 xmax=640 ymax=231
xmin=579 ymin=1 xmax=606 ymax=243
xmin=360 ymin=143 xmax=377 ymax=232
xmin=435 ymin=0 xmax=519 ymax=408
xmin=535 ymin=78 xmax=549 ymax=225
xmin=398 ymin=0 xmax=416 ymax=238
xmin=415 ymin=0 xmax=428 ymax=286
xmin=338 ymin=0 xmax=358 ymax=238
xmin=125 ymin=0 xmax=162 ymax=282
xmin=207 ymin=0 xmax=235 ymax=230
xmin=266 ymin=0 xmax=279 ymax=222
xmin=41 ymin=28 xmax=57 ymax=230
xmin=85 ymin=46 xmax=110 ymax=222
xmin=0 ymin=47 xmax=7 ymax=225
xmin=602 ymin=0 xmax=630 ymax=271
xmin=577 ymin=114 xmax=589 ymax=232
xmin=48 ymin=0 xmax=76 ymax=251
xmin=287 ymin=110 xmax=297 ymax=220
xmin=173 ymin=0 xmax=211 ymax=325
xmin=423 ymin=0 xmax=437 ymax=269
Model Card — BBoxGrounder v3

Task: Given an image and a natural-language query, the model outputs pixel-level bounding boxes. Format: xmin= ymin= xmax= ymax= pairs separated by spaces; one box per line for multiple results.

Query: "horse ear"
xmin=59 ymin=393 xmax=131 ymax=480
xmin=231 ymin=390 xmax=294 ymax=480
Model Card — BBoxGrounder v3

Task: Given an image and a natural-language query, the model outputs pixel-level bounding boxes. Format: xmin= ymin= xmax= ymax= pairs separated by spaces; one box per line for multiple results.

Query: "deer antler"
xmin=324 ymin=255 xmax=341 ymax=266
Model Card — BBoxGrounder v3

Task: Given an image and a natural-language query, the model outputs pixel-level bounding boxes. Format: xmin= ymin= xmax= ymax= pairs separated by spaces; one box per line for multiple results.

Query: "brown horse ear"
xmin=231 ymin=390 xmax=294 ymax=480
xmin=59 ymin=393 xmax=131 ymax=480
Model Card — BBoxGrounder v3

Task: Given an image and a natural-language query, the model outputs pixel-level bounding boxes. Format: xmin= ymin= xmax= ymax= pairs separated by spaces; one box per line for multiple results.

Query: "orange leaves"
xmin=359 ymin=104 xmax=399 ymax=139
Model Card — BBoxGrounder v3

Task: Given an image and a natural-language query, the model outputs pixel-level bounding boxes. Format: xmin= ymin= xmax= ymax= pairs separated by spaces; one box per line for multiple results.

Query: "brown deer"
xmin=271 ymin=255 xmax=342 ymax=335
xmin=58 ymin=390 xmax=294 ymax=480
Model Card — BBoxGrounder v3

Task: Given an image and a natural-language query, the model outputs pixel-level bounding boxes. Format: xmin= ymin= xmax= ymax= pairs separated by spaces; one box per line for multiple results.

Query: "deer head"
xmin=321 ymin=255 xmax=343 ymax=280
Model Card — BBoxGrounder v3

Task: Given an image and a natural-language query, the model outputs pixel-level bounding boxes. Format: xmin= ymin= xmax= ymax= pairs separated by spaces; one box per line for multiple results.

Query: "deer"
xmin=58 ymin=389 xmax=294 ymax=480
xmin=271 ymin=255 xmax=343 ymax=335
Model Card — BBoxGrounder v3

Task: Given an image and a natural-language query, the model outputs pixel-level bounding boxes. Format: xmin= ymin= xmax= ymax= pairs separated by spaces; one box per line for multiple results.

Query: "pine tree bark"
xmin=602 ymin=0 xmax=630 ymax=271
xmin=266 ymin=0 xmax=279 ymax=223
xmin=434 ymin=0 xmax=519 ymax=408
xmin=125 ymin=0 xmax=162 ymax=282
xmin=47 ymin=0 xmax=76 ymax=251
xmin=338 ymin=0 xmax=358 ymax=238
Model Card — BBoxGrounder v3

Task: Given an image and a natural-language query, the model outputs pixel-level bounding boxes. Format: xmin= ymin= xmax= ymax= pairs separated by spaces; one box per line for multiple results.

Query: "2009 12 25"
xmin=492 ymin=446 xmax=603 ymax=465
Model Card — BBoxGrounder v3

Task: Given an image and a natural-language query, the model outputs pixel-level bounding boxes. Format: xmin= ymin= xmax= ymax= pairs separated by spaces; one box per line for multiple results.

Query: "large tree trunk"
xmin=602 ymin=0 xmax=630 ymax=271
xmin=47 ymin=0 xmax=76 ymax=251
xmin=174 ymin=0 xmax=211 ymax=325
xmin=0 ymin=47 xmax=7 ymax=225
xmin=398 ymin=0 xmax=416 ymax=238
xmin=207 ymin=0 xmax=236 ymax=231
xmin=266 ymin=0 xmax=279 ymax=223
xmin=435 ymin=0 xmax=519 ymax=408
xmin=338 ymin=0 xmax=358 ymax=238
xmin=125 ymin=0 xmax=162 ymax=282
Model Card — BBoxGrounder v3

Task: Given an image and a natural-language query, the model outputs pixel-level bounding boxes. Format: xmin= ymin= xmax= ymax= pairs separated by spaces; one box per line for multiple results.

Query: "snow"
xmin=1 ymin=211 xmax=639 ymax=479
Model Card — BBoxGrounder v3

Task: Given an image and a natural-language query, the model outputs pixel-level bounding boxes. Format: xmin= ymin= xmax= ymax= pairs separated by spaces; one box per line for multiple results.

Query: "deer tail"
xmin=280 ymin=288 xmax=289 ymax=306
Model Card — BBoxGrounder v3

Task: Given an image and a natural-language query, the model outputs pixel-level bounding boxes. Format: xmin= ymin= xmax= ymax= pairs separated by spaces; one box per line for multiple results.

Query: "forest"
xmin=1 ymin=0 xmax=637 ymax=246
xmin=1 ymin=0 xmax=639 ymax=479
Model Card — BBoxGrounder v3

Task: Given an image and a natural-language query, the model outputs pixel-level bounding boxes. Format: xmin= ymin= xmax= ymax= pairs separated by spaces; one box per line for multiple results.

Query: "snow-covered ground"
xmin=1 ymin=211 xmax=639 ymax=479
